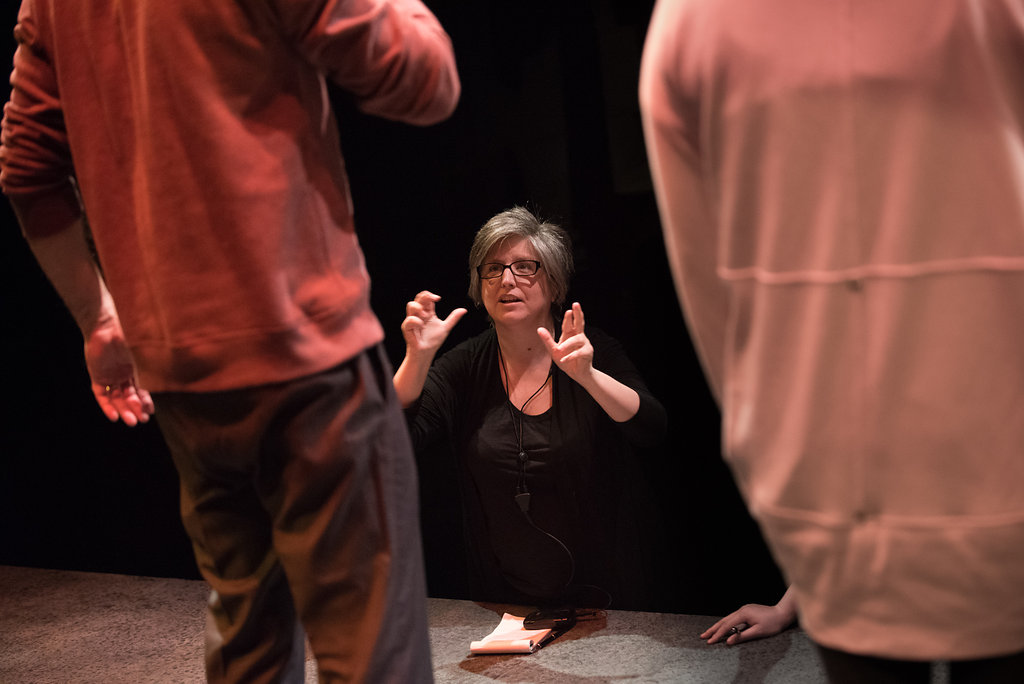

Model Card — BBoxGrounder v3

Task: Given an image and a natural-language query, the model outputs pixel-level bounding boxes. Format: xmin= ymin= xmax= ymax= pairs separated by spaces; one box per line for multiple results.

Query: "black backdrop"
xmin=0 ymin=0 xmax=784 ymax=616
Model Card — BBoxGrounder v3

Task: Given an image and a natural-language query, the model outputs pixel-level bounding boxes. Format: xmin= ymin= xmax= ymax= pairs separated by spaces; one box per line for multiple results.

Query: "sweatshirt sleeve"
xmin=274 ymin=0 xmax=461 ymax=125
xmin=639 ymin=0 xmax=728 ymax=404
xmin=0 ymin=0 xmax=83 ymax=237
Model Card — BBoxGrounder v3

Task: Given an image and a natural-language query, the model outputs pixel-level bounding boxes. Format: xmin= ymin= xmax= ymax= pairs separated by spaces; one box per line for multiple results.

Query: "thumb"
xmin=536 ymin=327 xmax=558 ymax=353
xmin=443 ymin=307 xmax=467 ymax=331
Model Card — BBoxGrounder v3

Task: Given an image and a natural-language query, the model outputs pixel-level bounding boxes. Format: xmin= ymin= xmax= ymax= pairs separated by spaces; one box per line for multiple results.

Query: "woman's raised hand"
xmin=537 ymin=302 xmax=594 ymax=383
xmin=538 ymin=302 xmax=640 ymax=422
xmin=401 ymin=291 xmax=466 ymax=357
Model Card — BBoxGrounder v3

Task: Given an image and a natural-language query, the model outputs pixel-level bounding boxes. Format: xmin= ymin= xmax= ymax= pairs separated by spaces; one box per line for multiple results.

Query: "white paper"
xmin=469 ymin=612 xmax=554 ymax=655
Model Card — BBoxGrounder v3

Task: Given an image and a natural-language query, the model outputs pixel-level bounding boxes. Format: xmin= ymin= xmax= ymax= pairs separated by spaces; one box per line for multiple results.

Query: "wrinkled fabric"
xmin=158 ymin=348 xmax=432 ymax=683
xmin=641 ymin=0 xmax=1024 ymax=660
xmin=1 ymin=1 xmax=459 ymax=681
xmin=1 ymin=0 xmax=460 ymax=392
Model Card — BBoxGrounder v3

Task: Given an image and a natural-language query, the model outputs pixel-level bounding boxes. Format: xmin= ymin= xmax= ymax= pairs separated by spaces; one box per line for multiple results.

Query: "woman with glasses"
xmin=394 ymin=206 xmax=666 ymax=609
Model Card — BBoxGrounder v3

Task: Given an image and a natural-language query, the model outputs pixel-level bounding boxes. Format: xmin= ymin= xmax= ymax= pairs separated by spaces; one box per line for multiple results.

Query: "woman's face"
xmin=479 ymin=236 xmax=553 ymax=329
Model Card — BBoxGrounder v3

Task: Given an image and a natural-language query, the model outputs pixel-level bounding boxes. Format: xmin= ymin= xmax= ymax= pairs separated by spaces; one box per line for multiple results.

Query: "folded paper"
xmin=470 ymin=612 xmax=554 ymax=655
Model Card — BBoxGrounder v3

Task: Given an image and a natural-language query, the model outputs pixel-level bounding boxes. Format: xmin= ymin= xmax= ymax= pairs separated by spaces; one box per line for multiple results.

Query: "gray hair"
xmin=467 ymin=206 xmax=574 ymax=309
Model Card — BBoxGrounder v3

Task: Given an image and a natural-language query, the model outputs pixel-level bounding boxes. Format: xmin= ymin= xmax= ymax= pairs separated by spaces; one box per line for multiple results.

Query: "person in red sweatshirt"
xmin=0 ymin=1 xmax=459 ymax=681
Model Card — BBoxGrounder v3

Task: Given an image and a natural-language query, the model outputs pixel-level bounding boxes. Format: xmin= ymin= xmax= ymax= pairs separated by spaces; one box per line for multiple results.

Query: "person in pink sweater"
xmin=1 ymin=0 xmax=459 ymax=681
xmin=641 ymin=0 xmax=1024 ymax=682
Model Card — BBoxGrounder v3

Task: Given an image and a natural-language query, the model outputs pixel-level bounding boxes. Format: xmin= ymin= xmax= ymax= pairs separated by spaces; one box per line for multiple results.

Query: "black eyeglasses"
xmin=476 ymin=260 xmax=542 ymax=280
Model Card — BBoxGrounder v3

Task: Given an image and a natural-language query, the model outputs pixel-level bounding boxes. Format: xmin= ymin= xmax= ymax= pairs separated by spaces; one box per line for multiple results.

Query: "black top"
xmin=407 ymin=326 xmax=667 ymax=608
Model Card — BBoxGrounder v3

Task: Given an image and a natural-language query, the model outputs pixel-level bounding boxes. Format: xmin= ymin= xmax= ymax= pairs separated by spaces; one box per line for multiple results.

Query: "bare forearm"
xmin=23 ymin=215 xmax=116 ymax=336
xmin=393 ymin=350 xmax=433 ymax=407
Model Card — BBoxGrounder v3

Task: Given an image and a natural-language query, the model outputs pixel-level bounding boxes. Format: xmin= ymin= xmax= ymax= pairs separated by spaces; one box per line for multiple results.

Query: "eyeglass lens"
xmin=480 ymin=260 xmax=539 ymax=279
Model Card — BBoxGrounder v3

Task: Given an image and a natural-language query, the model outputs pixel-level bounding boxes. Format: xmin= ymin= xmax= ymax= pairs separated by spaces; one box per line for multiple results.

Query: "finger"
xmin=442 ymin=307 xmax=467 ymax=331
xmin=122 ymin=388 xmax=152 ymax=424
xmin=415 ymin=291 xmax=440 ymax=314
xmin=401 ymin=313 xmax=425 ymax=328
xmin=557 ymin=347 xmax=586 ymax=365
xmin=137 ymin=388 xmax=156 ymax=417
xmin=406 ymin=300 xmax=428 ymax=319
xmin=561 ymin=302 xmax=584 ymax=337
xmin=702 ymin=614 xmax=746 ymax=643
xmin=560 ymin=308 xmax=575 ymax=340
xmin=720 ymin=620 xmax=751 ymax=645
xmin=705 ymin=625 xmax=734 ymax=644
xmin=726 ymin=624 xmax=762 ymax=645
xmin=560 ymin=333 xmax=587 ymax=350
xmin=99 ymin=392 xmax=139 ymax=426
xmin=572 ymin=301 xmax=585 ymax=331
xmin=93 ymin=392 xmax=121 ymax=422
xmin=536 ymin=327 xmax=559 ymax=354
xmin=701 ymin=618 xmax=728 ymax=639
xmin=118 ymin=405 xmax=140 ymax=427
xmin=558 ymin=335 xmax=590 ymax=360
xmin=107 ymin=383 xmax=147 ymax=426
xmin=401 ymin=316 xmax=425 ymax=335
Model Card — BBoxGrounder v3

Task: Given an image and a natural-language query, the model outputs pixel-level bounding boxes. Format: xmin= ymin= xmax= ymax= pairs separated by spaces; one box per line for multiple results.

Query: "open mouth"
xmin=498 ymin=295 xmax=522 ymax=304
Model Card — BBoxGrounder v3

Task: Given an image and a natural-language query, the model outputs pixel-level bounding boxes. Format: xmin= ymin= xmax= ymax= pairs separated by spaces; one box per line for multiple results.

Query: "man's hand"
xmin=85 ymin=318 xmax=154 ymax=426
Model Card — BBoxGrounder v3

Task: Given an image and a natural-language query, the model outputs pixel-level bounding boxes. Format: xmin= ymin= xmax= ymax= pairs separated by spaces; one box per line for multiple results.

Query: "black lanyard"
xmin=497 ymin=343 xmax=552 ymax=512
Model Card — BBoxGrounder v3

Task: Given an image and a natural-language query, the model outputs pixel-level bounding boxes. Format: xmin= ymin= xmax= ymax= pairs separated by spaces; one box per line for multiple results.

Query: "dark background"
xmin=0 ymin=0 xmax=785 ymax=616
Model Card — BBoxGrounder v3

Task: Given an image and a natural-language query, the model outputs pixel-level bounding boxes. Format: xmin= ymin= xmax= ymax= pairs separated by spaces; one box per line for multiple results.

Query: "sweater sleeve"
xmin=0 ymin=0 xmax=83 ymax=237
xmin=274 ymin=0 xmax=460 ymax=125
xmin=589 ymin=328 xmax=667 ymax=449
xmin=639 ymin=0 xmax=728 ymax=404
xmin=404 ymin=336 xmax=474 ymax=452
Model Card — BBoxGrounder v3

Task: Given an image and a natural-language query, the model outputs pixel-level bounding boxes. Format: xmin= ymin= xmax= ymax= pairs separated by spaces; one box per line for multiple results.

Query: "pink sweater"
xmin=1 ymin=0 xmax=459 ymax=392
xmin=641 ymin=0 xmax=1024 ymax=660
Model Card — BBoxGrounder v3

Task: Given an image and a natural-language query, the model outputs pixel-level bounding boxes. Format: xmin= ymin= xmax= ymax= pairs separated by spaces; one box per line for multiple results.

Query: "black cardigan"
xmin=407 ymin=326 xmax=667 ymax=609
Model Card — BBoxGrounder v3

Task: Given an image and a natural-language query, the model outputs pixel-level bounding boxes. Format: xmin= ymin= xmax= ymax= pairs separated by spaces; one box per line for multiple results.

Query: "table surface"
xmin=428 ymin=598 xmax=827 ymax=683
xmin=0 ymin=564 xmax=830 ymax=683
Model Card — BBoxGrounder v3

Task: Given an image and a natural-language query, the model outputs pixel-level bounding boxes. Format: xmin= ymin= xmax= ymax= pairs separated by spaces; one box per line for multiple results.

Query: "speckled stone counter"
xmin=0 ymin=565 xmax=831 ymax=683
xmin=429 ymin=598 xmax=826 ymax=683
xmin=0 ymin=565 xmax=211 ymax=683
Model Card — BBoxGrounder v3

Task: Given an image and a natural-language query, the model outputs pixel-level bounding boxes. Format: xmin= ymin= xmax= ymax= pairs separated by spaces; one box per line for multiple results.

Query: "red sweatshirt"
xmin=1 ymin=0 xmax=460 ymax=391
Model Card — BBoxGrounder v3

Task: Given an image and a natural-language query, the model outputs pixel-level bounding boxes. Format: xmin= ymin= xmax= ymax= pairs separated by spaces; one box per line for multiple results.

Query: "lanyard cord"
xmin=497 ymin=343 xmax=552 ymax=505
xmin=495 ymin=341 xmax=589 ymax=604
